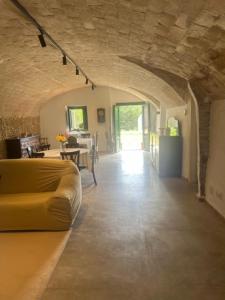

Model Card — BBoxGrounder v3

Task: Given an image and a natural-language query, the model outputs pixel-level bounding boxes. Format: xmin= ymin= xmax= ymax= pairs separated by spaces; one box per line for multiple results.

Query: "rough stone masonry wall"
xmin=0 ymin=116 xmax=40 ymax=159
xmin=198 ymin=101 xmax=211 ymax=198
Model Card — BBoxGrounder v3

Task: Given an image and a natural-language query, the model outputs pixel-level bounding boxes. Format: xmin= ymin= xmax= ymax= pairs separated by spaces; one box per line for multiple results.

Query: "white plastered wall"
xmin=206 ymin=100 xmax=225 ymax=218
xmin=40 ymin=86 xmax=144 ymax=151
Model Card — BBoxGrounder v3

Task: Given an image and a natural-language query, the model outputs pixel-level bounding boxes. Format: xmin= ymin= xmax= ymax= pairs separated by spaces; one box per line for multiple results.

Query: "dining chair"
xmin=66 ymin=136 xmax=79 ymax=148
xmin=39 ymin=137 xmax=49 ymax=145
xmin=31 ymin=152 xmax=45 ymax=158
xmin=37 ymin=144 xmax=51 ymax=151
xmin=93 ymin=132 xmax=99 ymax=161
xmin=90 ymin=145 xmax=97 ymax=185
xmin=26 ymin=146 xmax=33 ymax=158
xmin=26 ymin=146 xmax=45 ymax=158
xmin=60 ymin=150 xmax=80 ymax=167
xmin=78 ymin=144 xmax=88 ymax=149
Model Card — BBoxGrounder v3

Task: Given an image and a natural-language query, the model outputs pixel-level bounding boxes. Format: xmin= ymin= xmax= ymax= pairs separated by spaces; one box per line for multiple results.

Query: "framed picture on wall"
xmin=97 ymin=108 xmax=105 ymax=123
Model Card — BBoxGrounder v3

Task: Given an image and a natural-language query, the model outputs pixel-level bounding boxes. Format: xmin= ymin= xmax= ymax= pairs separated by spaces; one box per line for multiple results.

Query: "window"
xmin=67 ymin=106 xmax=88 ymax=131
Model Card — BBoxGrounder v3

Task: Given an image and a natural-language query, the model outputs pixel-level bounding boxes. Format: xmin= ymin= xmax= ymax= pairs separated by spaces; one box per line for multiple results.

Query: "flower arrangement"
xmin=56 ymin=134 xmax=67 ymax=151
xmin=56 ymin=134 xmax=67 ymax=143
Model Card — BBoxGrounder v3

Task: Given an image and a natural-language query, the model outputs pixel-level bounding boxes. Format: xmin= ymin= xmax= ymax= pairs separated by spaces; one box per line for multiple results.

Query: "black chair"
xmin=31 ymin=152 xmax=45 ymax=158
xmin=37 ymin=144 xmax=51 ymax=151
xmin=66 ymin=136 xmax=79 ymax=148
xmin=26 ymin=146 xmax=33 ymax=158
xmin=78 ymin=144 xmax=88 ymax=149
xmin=60 ymin=150 xmax=80 ymax=167
xmin=66 ymin=143 xmax=80 ymax=148
xmin=26 ymin=146 xmax=45 ymax=158
xmin=67 ymin=143 xmax=88 ymax=149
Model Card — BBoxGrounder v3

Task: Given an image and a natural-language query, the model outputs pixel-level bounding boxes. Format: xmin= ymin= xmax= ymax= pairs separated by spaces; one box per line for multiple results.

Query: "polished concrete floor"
xmin=42 ymin=151 xmax=225 ymax=300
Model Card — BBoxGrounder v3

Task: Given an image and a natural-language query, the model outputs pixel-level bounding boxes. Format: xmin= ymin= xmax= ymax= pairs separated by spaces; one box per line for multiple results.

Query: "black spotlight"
xmin=62 ymin=55 xmax=67 ymax=65
xmin=38 ymin=33 xmax=46 ymax=47
xmin=76 ymin=66 xmax=79 ymax=75
xmin=85 ymin=77 xmax=89 ymax=85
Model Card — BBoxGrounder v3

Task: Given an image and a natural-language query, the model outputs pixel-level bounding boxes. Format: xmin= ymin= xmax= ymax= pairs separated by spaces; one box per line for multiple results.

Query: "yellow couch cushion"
xmin=0 ymin=191 xmax=80 ymax=231
xmin=0 ymin=159 xmax=78 ymax=194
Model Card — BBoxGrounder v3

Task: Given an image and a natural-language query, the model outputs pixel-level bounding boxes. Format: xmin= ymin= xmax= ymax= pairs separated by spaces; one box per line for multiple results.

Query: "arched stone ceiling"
xmin=1 ymin=0 xmax=225 ymax=116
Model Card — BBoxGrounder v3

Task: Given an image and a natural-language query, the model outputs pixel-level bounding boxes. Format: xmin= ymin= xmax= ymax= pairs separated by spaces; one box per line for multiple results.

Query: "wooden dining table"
xmin=41 ymin=148 xmax=91 ymax=170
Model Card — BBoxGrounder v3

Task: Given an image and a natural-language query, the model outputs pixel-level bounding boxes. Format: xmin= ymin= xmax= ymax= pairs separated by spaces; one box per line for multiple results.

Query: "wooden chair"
xmin=39 ymin=137 xmax=48 ymax=145
xmin=60 ymin=150 xmax=80 ymax=167
xmin=65 ymin=143 xmax=79 ymax=148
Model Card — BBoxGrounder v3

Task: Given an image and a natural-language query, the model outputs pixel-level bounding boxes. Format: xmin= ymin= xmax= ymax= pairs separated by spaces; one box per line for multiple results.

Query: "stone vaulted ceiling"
xmin=1 ymin=0 xmax=225 ymax=117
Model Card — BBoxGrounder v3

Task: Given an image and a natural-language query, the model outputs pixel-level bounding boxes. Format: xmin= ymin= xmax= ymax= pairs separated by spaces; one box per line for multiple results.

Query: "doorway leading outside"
xmin=113 ymin=103 xmax=145 ymax=151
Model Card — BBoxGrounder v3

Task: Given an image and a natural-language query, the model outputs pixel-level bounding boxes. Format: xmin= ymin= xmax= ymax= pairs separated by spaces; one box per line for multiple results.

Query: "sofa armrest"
xmin=51 ymin=173 xmax=81 ymax=204
xmin=47 ymin=173 xmax=82 ymax=228
xmin=69 ymin=163 xmax=80 ymax=176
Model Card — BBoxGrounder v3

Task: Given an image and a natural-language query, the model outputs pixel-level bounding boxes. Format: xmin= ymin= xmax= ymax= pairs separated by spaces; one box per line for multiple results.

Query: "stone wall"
xmin=198 ymin=101 xmax=211 ymax=197
xmin=0 ymin=116 xmax=40 ymax=159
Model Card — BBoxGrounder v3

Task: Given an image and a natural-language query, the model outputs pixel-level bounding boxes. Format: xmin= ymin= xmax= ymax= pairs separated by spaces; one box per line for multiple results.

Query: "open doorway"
xmin=113 ymin=102 xmax=150 ymax=152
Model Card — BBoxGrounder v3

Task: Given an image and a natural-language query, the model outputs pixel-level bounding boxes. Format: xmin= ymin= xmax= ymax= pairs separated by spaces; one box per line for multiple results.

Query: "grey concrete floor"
xmin=42 ymin=151 xmax=225 ymax=300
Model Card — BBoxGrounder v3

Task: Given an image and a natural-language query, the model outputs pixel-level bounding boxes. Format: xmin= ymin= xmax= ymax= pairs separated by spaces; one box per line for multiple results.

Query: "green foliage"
xmin=170 ymin=127 xmax=178 ymax=136
xmin=71 ymin=108 xmax=84 ymax=130
xmin=119 ymin=105 xmax=142 ymax=130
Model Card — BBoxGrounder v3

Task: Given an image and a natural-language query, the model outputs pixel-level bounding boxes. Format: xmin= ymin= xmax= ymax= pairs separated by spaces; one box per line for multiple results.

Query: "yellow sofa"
xmin=0 ymin=159 xmax=82 ymax=231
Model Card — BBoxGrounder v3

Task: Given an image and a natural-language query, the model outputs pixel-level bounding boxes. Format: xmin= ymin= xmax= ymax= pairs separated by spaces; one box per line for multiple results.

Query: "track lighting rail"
xmin=10 ymin=0 xmax=96 ymax=89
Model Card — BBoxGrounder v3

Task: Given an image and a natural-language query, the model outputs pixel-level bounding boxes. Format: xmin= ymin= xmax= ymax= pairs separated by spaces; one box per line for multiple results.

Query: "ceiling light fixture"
xmin=38 ymin=31 xmax=46 ymax=47
xmin=10 ymin=0 xmax=96 ymax=91
xmin=62 ymin=54 xmax=67 ymax=65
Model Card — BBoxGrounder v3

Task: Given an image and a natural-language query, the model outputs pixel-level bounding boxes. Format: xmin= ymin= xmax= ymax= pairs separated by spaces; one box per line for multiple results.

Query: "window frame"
xmin=67 ymin=106 xmax=88 ymax=132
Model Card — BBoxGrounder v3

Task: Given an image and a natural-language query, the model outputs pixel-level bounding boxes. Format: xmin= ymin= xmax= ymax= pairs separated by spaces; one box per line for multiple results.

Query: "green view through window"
xmin=67 ymin=106 xmax=88 ymax=131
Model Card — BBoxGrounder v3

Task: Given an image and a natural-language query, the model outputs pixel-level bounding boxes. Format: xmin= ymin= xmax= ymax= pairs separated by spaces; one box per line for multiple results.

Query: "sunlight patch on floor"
xmin=120 ymin=150 xmax=144 ymax=175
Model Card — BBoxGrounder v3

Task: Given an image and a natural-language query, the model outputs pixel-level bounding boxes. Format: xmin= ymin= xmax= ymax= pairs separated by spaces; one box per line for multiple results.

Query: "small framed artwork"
xmin=97 ymin=108 xmax=105 ymax=123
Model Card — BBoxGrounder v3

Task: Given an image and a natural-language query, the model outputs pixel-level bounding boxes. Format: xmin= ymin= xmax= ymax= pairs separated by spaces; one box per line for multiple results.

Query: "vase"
xmin=60 ymin=142 xmax=65 ymax=151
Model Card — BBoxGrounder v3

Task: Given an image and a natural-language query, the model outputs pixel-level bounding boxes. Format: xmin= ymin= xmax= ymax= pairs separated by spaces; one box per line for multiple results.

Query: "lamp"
xmin=38 ymin=32 xmax=46 ymax=47
xmin=62 ymin=55 xmax=67 ymax=65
